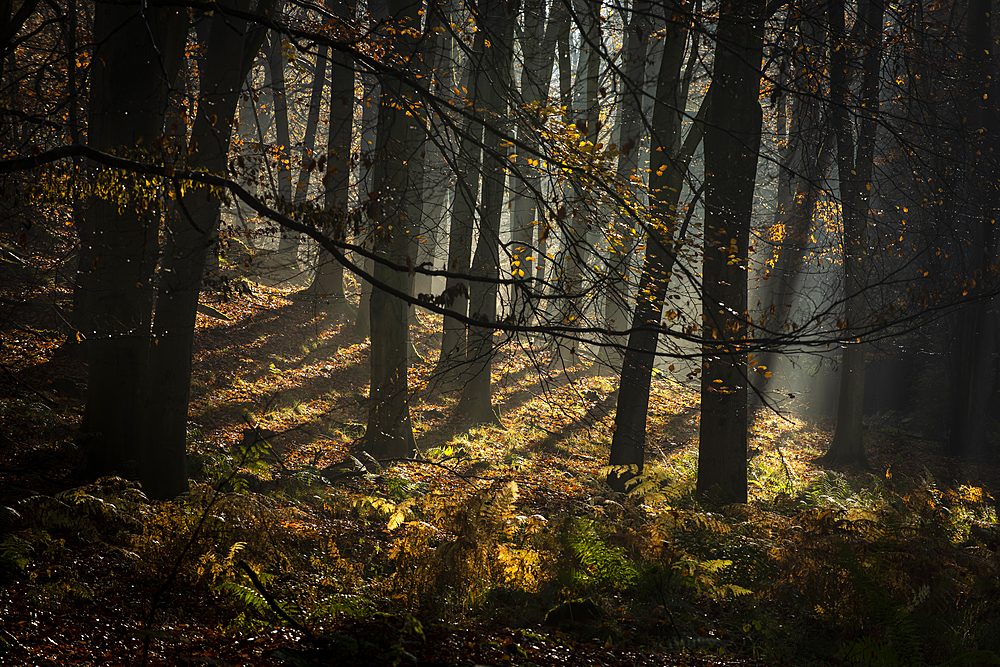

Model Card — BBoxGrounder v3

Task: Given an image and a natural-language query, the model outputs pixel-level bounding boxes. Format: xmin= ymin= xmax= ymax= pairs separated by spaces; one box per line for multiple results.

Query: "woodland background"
xmin=2 ymin=0 xmax=1000 ymax=664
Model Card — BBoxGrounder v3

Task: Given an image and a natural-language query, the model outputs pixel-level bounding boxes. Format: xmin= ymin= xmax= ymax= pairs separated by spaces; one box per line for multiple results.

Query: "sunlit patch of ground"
xmin=139 ymin=278 xmax=1000 ymax=517
xmin=4 ymin=269 xmax=999 ymax=509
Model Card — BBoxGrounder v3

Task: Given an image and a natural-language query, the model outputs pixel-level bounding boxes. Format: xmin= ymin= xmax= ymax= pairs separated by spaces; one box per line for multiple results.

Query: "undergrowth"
xmin=4 ymin=433 xmax=1000 ymax=666
xmin=3 ymin=348 xmax=1000 ymax=666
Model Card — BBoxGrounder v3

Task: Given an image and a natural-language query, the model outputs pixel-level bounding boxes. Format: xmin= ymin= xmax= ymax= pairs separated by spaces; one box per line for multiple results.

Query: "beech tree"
xmin=695 ymin=0 xmax=764 ymax=503
xmin=141 ymin=0 xmax=256 ymax=499
xmin=300 ymin=0 xmax=357 ymax=315
xmin=78 ymin=1 xmax=186 ymax=481
xmin=434 ymin=11 xmax=486 ymax=382
xmin=456 ymin=0 xmax=516 ymax=423
xmin=753 ymin=0 xmax=833 ymax=401
xmin=608 ymin=0 xmax=699 ymax=492
xmin=945 ymin=0 xmax=999 ymax=460
xmin=820 ymin=0 xmax=884 ymax=467
xmin=362 ymin=0 xmax=423 ymax=457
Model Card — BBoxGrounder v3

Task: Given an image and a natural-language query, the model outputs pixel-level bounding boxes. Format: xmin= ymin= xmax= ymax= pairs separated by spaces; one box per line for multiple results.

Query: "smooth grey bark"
xmin=354 ymin=75 xmax=380 ymax=336
xmin=507 ymin=0 xmax=557 ymax=328
xmin=599 ymin=0 xmax=651 ymax=372
xmin=362 ymin=0 xmax=423 ymax=458
xmin=434 ymin=25 xmax=487 ymax=382
xmin=607 ymin=6 xmax=693 ymax=492
xmin=79 ymin=3 xmax=185 ymax=480
xmin=301 ymin=0 xmax=359 ymax=315
xmin=527 ymin=0 xmax=574 ymax=329
xmin=354 ymin=0 xmax=387 ymax=337
xmin=556 ymin=0 xmax=601 ymax=367
xmin=636 ymin=4 xmax=666 ymax=176
xmin=230 ymin=72 xmax=262 ymax=250
xmin=400 ymin=21 xmax=427 ymax=349
xmin=140 ymin=0 xmax=252 ymax=500
xmin=304 ymin=42 xmax=356 ymax=314
xmin=457 ymin=0 xmax=516 ymax=423
xmin=414 ymin=0 xmax=455 ymax=300
xmin=822 ymin=0 xmax=884 ymax=468
xmin=696 ymin=0 xmax=765 ymax=504
xmin=295 ymin=47 xmax=328 ymax=209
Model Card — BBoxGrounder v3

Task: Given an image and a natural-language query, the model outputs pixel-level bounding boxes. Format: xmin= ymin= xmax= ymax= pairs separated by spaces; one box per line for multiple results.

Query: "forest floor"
xmin=2 ymin=275 xmax=1000 ymax=666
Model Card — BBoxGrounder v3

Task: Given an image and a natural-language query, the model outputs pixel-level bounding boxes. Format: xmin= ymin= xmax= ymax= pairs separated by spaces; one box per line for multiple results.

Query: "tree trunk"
xmin=607 ymin=11 xmax=693 ymax=492
xmin=309 ymin=40 xmax=354 ymax=314
xmin=270 ymin=31 xmax=299 ymax=272
xmin=354 ymin=1 xmax=386 ymax=337
xmin=79 ymin=3 xmax=185 ymax=480
xmin=695 ymin=0 xmax=764 ymax=504
xmin=556 ymin=0 xmax=601 ymax=367
xmin=434 ymin=25 xmax=487 ymax=383
xmin=822 ymin=0 xmax=884 ymax=468
xmin=599 ymin=0 xmax=651 ymax=373
xmin=414 ymin=0 xmax=455 ymax=302
xmin=140 ymin=0 xmax=251 ymax=499
xmin=302 ymin=0 xmax=359 ymax=317
xmin=362 ymin=0 xmax=423 ymax=458
xmin=754 ymin=4 xmax=833 ymax=402
xmin=295 ymin=48 xmax=327 ymax=210
xmin=507 ymin=0 xmax=560 ymax=330
xmin=457 ymin=0 xmax=515 ymax=423
xmin=946 ymin=0 xmax=998 ymax=460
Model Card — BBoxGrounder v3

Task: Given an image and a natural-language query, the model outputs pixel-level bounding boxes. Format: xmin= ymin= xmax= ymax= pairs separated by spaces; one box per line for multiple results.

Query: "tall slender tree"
xmin=607 ymin=1 xmax=696 ymax=492
xmin=508 ymin=0 xmax=564 ymax=329
xmin=362 ymin=0 xmax=424 ymax=457
xmin=140 ymin=0 xmax=280 ymax=499
xmin=599 ymin=0 xmax=652 ymax=373
xmin=754 ymin=0 xmax=833 ymax=401
xmin=301 ymin=0 xmax=359 ymax=315
xmin=696 ymin=0 xmax=765 ymax=503
xmin=457 ymin=0 xmax=516 ymax=423
xmin=79 ymin=3 xmax=186 ymax=480
xmin=821 ymin=0 xmax=884 ymax=467
xmin=945 ymin=0 xmax=999 ymax=460
xmin=434 ymin=20 xmax=486 ymax=382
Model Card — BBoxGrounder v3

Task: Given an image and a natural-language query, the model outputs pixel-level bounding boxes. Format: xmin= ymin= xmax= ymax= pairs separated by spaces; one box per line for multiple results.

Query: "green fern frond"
xmin=567 ymin=519 xmax=637 ymax=589
xmin=606 ymin=465 xmax=684 ymax=505
xmin=937 ymin=651 xmax=1000 ymax=666
xmin=0 ymin=535 xmax=33 ymax=571
xmin=310 ymin=594 xmax=376 ymax=621
xmin=216 ymin=580 xmax=270 ymax=614
xmin=836 ymin=635 xmax=904 ymax=667
xmin=805 ymin=472 xmax=881 ymax=512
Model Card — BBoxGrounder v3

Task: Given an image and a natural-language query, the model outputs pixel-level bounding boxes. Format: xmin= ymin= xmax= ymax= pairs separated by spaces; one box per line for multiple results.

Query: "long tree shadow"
xmin=514 ymin=389 xmax=619 ymax=457
xmin=493 ymin=367 xmax=574 ymax=416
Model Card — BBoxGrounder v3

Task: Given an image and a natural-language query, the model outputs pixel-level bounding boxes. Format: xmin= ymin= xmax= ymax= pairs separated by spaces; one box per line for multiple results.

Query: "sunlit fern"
xmin=804 ymin=471 xmax=880 ymax=511
xmin=567 ymin=518 xmax=638 ymax=590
